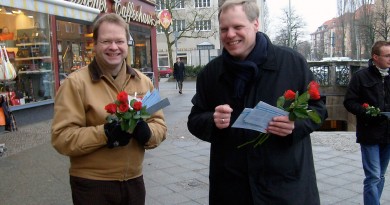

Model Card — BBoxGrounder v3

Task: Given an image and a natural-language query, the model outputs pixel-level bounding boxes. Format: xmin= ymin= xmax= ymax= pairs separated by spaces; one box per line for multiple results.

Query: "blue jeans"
xmin=361 ymin=144 xmax=390 ymax=205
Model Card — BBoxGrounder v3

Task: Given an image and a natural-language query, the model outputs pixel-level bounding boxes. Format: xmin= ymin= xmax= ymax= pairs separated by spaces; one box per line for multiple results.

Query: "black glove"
xmin=132 ymin=120 xmax=151 ymax=146
xmin=104 ymin=122 xmax=132 ymax=148
xmin=360 ymin=114 xmax=387 ymax=125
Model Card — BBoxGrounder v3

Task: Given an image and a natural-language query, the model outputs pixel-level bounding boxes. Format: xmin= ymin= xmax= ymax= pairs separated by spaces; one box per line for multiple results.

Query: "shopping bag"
xmin=0 ymin=107 xmax=5 ymax=126
xmin=0 ymin=46 xmax=17 ymax=80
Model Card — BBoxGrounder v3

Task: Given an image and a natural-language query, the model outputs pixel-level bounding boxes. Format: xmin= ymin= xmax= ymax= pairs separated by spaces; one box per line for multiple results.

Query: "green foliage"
xmin=184 ymin=65 xmax=204 ymax=77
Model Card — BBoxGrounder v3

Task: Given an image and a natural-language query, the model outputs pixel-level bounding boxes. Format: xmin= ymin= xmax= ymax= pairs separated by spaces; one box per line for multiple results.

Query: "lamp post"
xmin=174 ymin=30 xmax=178 ymax=59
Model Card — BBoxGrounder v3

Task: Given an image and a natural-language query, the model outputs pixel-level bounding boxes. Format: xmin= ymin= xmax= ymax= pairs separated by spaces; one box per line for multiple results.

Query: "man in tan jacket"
xmin=51 ymin=13 xmax=166 ymax=205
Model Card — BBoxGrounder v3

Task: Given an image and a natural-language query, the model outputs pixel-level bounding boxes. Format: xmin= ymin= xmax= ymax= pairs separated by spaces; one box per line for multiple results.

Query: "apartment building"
xmin=155 ymin=0 xmax=266 ymax=68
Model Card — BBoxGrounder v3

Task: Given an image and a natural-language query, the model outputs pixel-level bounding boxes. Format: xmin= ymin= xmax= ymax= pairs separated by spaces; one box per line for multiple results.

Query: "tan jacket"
xmin=51 ymin=59 xmax=166 ymax=181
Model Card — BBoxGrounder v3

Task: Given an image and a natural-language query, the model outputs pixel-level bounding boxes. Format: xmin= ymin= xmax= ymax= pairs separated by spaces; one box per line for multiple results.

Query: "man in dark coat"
xmin=174 ymin=57 xmax=185 ymax=94
xmin=187 ymin=0 xmax=328 ymax=204
xmin=344 ymin=41 xmax=390 ymax=205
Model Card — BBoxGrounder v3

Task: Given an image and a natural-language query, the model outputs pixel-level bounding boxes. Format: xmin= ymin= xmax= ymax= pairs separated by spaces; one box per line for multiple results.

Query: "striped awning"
xmin=1 ymin=0 xmax=100 ymax=22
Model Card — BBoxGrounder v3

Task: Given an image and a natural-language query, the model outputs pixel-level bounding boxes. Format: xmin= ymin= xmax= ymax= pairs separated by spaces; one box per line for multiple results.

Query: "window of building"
xmin=156 ymin=25 xmax=164 ymax=34
xmin=195 ymin=20 xmax=211 ymax=31
xmin=177 ymin=53 xmax=187 ymax=65
xmin=158 ymin=54 xmax=169 ymax=67
xmin=195 ymin=0 xmax=210 ymax=8
xmin=156 ymin=0 xmax=165 ymax=10
xmin=174 ymin=0 xmax=185 ymax=9
xmin=172 ymin=20 xmax=185 ymax=31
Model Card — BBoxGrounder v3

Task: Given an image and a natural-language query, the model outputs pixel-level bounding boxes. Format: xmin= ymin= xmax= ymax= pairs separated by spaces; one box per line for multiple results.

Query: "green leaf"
xmin=122 ymin=112 xmax=132 ymax=120
xmin=307 ymin=110 xmax=322 ymax=124
xmin=293 ymin=108 xmax=310 ymax=119
xmin=297 ymin=91 xmax=310 ymax=104
xmin=128 ymin=119 xmax=137 ymax=133
xmin=276 ymin=96 xmax=285 ymax=109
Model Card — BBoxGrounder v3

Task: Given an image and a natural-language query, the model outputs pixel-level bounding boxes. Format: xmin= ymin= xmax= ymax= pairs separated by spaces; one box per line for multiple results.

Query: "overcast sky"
xmin=266 ymin=0 xmax=338 ymax=40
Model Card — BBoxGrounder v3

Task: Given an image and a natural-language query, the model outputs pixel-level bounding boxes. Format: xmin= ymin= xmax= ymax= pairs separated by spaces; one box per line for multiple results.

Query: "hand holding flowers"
xmin=105 ymin=91 xmax=151 ymax=133
xmin=238 ymin=81 xmax=322 ymax=148
xmin=362 ymin=103 xmax=381 ymax=117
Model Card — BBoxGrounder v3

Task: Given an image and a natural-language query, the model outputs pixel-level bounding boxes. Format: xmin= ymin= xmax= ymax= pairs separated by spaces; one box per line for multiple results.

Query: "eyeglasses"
xmin=98 ymin=40 xmax=126 ymax=46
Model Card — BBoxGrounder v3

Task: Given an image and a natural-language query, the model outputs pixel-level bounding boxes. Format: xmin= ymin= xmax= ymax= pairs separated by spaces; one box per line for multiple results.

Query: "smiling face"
xmin=94 ymin=21 xmax=128 ymax=75
xmin=219 ymin=5 xmax=259 ymax=60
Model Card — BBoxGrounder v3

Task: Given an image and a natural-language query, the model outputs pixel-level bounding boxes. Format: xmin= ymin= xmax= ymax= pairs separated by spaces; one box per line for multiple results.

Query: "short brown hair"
xmin=371 ymin=41 xmax=390 ymax=57
xmin=92 ymin=13 xmax=130 ymax=44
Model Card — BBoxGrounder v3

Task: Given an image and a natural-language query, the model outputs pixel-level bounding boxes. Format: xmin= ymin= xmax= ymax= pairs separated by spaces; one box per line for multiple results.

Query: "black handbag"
xmin=16 ymin=48 xmax=30 ymax=58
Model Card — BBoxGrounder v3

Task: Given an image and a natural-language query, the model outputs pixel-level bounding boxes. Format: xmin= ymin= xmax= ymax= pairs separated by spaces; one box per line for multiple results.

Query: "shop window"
xmin=56 ymin=20 xmax=93 ymax=79
xmin=130 ymin=25 xmax=152 ymax=71
xmin=0 ymin=8 xmax=55 ymax=106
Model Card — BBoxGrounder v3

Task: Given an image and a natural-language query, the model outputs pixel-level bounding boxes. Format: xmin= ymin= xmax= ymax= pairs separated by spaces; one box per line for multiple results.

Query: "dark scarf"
xmin=223 ymin=32 xmax=268 ymax=98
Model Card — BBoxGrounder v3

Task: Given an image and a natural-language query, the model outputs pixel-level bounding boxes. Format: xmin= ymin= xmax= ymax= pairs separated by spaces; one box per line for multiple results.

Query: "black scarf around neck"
xmin=222 ymin=32 xmax=268 ymax=98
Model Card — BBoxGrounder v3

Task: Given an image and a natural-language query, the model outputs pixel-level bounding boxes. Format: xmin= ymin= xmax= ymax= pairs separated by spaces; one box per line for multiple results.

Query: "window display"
xmin=0 ymin=8 xmax=54 ymax=106
xmin=56 ymin=20 xmax=93 ymax=78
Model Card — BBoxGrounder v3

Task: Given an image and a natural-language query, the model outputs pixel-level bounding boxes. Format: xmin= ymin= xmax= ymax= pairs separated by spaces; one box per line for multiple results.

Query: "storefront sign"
xmin=112 ymin=0 xmax=157 ymax=26
xmin=69 ymin=0 xmax=108 ymax=12
xmin=158 ymin=9 xmax=171 ymax=29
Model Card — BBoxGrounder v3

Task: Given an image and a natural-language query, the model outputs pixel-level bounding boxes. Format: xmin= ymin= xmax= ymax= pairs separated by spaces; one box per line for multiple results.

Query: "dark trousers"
xmin=70 ymin=175 xmax=146 ymax=205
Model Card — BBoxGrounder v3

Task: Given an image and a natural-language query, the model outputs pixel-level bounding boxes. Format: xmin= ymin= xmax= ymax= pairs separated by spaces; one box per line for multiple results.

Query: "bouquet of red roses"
xmin=104 ymin=91 xmax=151 ymax=133
xmin=238 ymin=81 xmax=322 ymax=148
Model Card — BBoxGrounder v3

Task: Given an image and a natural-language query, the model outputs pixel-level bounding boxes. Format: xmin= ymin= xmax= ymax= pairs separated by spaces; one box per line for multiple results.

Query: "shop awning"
xmin=1 ymin=0 xmax=100 ymax=22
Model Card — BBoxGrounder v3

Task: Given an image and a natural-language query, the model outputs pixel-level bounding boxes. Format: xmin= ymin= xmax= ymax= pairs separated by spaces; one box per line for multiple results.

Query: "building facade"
xmin=0 ymin=0 xmax=159 ymax=127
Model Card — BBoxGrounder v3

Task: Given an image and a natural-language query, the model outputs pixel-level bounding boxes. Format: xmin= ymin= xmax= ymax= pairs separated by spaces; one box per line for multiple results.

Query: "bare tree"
xmin=156 ymin=0 xmax=218 ymax=69
xmin=273 ymin=7 xmax=306 ymax=49
xmin=354 ymin=0 xmax=376 ymax=59
xmin=336 ymin=0 xmax=349 ymax=57
xmin=374 ymin=0 xmax=390 ymax=41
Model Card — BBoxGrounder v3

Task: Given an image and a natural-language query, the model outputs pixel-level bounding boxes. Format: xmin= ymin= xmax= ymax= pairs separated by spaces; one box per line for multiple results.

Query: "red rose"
xmin=284 ymin=90 xmax=296 ymax=100
xmin=133 ymin=101 xmax=143 ymax=111
xmin=308 ymin=81 xmax=321 ymax=100
xmin=117 ymin=91 xmax=128 ymax=103
xmin=118 ymin=103 xmax=129 ymax=113
xmin=105 ymin=103 xmax=117 ymax=114
xmin=362 ymin=103 xmax=369 ymax=108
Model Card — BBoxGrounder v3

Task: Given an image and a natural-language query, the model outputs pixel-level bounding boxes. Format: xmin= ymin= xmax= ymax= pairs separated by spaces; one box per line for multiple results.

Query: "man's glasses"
xmin=98 ymin=40 xmax=126 ymax=46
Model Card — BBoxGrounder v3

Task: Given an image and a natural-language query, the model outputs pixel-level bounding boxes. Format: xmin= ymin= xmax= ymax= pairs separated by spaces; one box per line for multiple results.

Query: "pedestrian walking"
xmin=344 ymin=40 xmax=390 ymax=205
xmin=174 ymin=57 xmax=185 ymax=94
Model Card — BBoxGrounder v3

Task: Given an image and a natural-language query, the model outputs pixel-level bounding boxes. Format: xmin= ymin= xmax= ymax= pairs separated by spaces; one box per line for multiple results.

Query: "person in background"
xmin=51 ymin=13 xmax=167 ymax=205
xmin=187 ymin=0 xmax=327 ymax=204
xmin=344 ymin=41 xmax=390 ymax=205
xmin=173 ymin=57 xmax=185 ymax=94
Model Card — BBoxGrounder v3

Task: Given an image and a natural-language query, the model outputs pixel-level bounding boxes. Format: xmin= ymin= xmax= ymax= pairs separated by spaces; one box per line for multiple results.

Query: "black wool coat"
xmin=344 ymin=65 xmax=390 ymax=144
xmin=187 ymin=35 xmax=328 ymax=205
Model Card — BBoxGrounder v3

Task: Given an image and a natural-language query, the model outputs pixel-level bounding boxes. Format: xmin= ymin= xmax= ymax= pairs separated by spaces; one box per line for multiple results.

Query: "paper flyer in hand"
xmin=142 ymin=89 xmax=170 ymax=114
xmin=232 ymin=101 xmax=288 ymax=132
